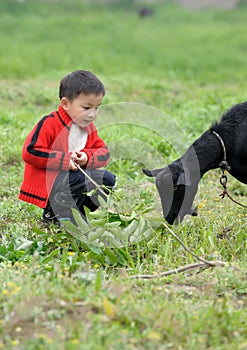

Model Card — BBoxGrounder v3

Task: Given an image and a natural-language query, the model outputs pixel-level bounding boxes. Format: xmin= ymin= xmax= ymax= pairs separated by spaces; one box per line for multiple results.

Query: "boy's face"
xmin=61 ymin=93 xmax=103 ymax=127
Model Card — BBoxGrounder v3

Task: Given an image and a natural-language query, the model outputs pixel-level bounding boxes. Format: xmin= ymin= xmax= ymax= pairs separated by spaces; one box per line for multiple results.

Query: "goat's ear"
xmin=176 ymin=168 xmax=191 ymax=186
xmin=142 ymin=168 xmax=163 ymax=177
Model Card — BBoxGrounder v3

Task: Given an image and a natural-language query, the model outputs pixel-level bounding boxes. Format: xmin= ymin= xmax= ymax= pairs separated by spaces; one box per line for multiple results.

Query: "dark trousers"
xmin=46 ymin=169 xmax=116 ymax=221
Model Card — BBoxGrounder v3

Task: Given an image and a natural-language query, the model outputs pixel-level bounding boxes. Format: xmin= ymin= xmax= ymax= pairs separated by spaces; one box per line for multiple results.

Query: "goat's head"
xmin=143 ymin=164 xmax=198 ymax=224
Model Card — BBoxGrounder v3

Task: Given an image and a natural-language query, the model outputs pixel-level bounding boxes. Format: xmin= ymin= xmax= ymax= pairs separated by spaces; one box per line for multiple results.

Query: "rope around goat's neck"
xmin=212 ymin=130 xmax=231 ymax=172
xmin=212 ymin=130 xmax=247 ymax=209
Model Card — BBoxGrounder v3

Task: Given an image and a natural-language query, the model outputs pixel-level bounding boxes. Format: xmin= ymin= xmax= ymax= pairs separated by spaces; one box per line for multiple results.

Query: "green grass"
xmin=1 ymin=0 xmax=247 ymax=349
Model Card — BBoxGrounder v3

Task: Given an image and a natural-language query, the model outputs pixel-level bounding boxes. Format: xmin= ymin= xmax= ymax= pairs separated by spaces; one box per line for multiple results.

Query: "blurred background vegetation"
xmin=1 ymin=0 xmax=247 ymax=83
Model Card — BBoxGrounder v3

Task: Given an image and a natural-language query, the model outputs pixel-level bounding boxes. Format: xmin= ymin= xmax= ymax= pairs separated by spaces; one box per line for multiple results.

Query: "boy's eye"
xmin=82 ymin=106 xmax=100 ymax=111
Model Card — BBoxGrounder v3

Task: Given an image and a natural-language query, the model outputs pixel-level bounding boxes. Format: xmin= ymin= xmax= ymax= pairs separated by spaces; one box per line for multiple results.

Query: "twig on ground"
xmin=162 ymin=222 xmax=216 ymax=266
xmin=130 ymin=222 xmax=228 ymax=280
xmin=130 ymin=261 xmax=227 ymax=280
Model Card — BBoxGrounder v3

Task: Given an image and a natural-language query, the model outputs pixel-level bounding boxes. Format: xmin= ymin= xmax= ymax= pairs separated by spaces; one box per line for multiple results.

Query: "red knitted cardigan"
xmin=19 ymin=105 xmax=110 ymax=208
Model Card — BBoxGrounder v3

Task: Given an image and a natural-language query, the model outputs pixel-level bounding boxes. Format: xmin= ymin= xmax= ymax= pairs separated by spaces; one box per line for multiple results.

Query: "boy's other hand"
xmin=69 ymin=158 xmax=79 ymax=171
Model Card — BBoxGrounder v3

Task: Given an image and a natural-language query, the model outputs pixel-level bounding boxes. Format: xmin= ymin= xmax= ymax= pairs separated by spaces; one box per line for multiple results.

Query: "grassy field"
xmin=1 ymin=0 xmax=247 ymax=349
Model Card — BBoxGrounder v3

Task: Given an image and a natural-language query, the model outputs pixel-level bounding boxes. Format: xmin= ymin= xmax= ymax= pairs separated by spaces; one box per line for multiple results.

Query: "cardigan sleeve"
xmin=22 ymin=114 xmax=72 ymax=171
xmin=82 ymin=123 xmax=110 ymax=169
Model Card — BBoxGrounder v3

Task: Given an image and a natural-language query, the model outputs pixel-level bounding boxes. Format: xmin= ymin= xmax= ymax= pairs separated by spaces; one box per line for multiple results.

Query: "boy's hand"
xmin=71 ymin=152 xmax=88 ymax=167
xmin=69 ymin=158 xmax=79 ymax=171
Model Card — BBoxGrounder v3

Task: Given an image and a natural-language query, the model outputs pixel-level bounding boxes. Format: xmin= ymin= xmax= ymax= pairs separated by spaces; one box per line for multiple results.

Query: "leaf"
xmin=32 ymin=227 xmax=47 ymax=235
xmin=95 ymin=270 xmax=103 ymax=292
xmin=139 ymin=206 xmax=154 ymax=214
xmin=119 ymin=210 xmax=137 ymax=222
xmin=123 ymin=219 xmax=139 ymax=236
xmin=102 ymin=297 xmax=115 ymax=318
xmin=84 ymin=206 xmax=91 ymax=220
xmin=145 ymin=216 xmax=163 ymax=228
xmin=86 ymin=251 xmax=105 ymax=263
xmin=104 ymin=248 xmax=118 ymax=265
xmin=101 ymin=231 xmax=115 ymax=239
xmin=0 ymin=254 xmax=8 ymax=261
xmin=129 ymin=216 xmax=150 ymax=244
xmin=109 ymin=227 xmax=128 ymax=242
xmin=129 ymin=235 xmax=138 ymax=244
xmin=143 ymin=228 xmax=153 ymax=239
xmin=147 ymin=236 xmax=158 ymax=248
xmin=61 ymin=220 xmax=82 ymax=235
xmin=88 ymin=229 xmax=104 ymax=243
xmin=41 ymin=248 xmax=61 ymax=263
xmin=97 ymin=195 xmax=108 ymax=209
xmin=107 ymin=221 xmax=121 ymax=228
xmin=90 ymin=245 xmax=103 ymax=255
xmin=88 ymin=209 xmax=107 ymax=219
xmin=0 ymin=246 xmax=7 ymax=254
xmin=138 ymin=215 xmax=146 ymax=233
xmin=107 ymin=237 xmax=123 ymax=249
xmin=106 ymin=193 xmax=114 ymax=208
xmin=237 ymin=288 xmax=247 ymax=294
xmin=16 ymin=240 xmax=34 ymax=251
xmin=118 ymin=214 xmax=130 ymax=221
xmin=91 ymin=218 xmax=108 ymax=227
xmin=71 ymin=208 xmax=91 ymax=231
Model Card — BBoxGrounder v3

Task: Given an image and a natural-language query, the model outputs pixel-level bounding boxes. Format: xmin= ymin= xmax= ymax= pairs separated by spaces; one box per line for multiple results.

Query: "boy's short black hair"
xmin=59 ymin=70 xmax=105 ymax=100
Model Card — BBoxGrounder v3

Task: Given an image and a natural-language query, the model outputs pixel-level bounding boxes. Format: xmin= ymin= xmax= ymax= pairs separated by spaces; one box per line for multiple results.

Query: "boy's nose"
xmin=88 ymin=108 xmax=97 ymax=117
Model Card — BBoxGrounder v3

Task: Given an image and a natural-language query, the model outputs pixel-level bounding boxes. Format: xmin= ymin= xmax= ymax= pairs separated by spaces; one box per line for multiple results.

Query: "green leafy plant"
xmin=60 ymin=193 xmax=162 ymax=268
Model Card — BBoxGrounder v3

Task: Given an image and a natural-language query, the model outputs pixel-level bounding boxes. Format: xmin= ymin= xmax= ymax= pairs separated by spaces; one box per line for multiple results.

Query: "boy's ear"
xmin=60 ymin=97 xmax=69 ymax=110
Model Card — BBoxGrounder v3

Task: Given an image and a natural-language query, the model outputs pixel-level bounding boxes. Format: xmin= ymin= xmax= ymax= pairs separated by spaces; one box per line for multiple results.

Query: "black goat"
xmin=143 ymin=101 xmax=247 ymax=224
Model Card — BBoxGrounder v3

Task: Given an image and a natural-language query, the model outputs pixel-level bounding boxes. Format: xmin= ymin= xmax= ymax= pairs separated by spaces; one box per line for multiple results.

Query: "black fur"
xmin=143 ymin=102 xmax=247 ymax=224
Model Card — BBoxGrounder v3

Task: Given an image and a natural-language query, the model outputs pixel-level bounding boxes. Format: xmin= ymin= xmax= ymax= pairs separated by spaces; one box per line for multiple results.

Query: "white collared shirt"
xmin=68 ymin=123 xmax=88 ymax=153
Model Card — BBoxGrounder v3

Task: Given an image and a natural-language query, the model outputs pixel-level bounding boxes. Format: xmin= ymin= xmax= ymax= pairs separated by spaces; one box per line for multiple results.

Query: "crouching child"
xmin=19 ymin=70 xmax=116 ymax=225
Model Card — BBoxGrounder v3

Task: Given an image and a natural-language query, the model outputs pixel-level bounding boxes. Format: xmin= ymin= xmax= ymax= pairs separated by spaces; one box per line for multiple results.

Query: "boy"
xmin=19 ymin=70 xmax=116 ymax=225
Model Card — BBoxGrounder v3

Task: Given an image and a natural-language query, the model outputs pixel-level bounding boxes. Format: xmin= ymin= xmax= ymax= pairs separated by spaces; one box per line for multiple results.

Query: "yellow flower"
xmin=68 ymin=252 xmax=75 ymax=256
xmin=7 ymin=282 xmax=17 ymax=288
xmin=38 ymin=333 xmax=48 ymax=339
xmin=198 ymin=200 xmax=207 ymax=209
xmin=146 ymin=331 xmax=162 ymax=341
xmin=10 ymin=340 xmax=20 ymax=346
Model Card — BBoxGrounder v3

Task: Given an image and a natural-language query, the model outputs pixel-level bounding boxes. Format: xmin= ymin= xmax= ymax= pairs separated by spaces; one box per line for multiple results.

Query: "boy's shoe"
xmin=42 ymin=205 xmax=85 ymax=227
xmin=58 ymin=217 xmax=73 ymax=226
xmin=42 ymin=211 xmax=73 ymax=227
xmin=42 ymin=210 xmax=59 ymax=225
